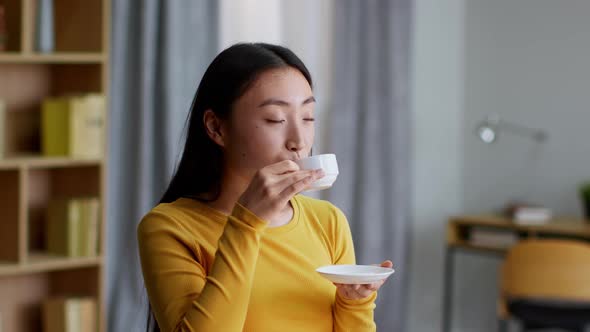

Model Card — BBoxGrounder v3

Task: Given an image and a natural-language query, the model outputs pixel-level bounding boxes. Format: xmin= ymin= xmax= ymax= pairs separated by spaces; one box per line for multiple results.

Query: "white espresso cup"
xmin=295 ymin=154 xmax=339 ymax=191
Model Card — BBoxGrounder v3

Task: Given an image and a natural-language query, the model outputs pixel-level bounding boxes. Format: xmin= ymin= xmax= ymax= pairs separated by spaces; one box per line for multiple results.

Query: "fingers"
xmin=364 ymin=280 xmax=385 ymax=291
xmin=278 ymin=177 xmax=312 ymax=200
xmin=254 ymin=166 xmax=322 ymax=200
xmin=265 ymin=160 xmax=300 ymax=175
xmin=261 ymin=161 xmax=324 ymax=198
xmin=278 ymin=169 xmax=324 ymax=200
xmin=354 ymin=287 xmax=374 ymax=298
xmin=333 ymin=282 xmax=382 ymax=300
xmin=275 ymin=169 xmax=321 ymax=190
xmin=239 ymin=160 xmax=322 ymax=222
xmin=351 ymin=282 xmax=381 ymax=292
xmin=370 ymin=260 xmax=393 ymax=268
xmin=380 ymin=260 xmax=393 ymax=268
xmin=334 ymin=280 xmax=384 ymax=290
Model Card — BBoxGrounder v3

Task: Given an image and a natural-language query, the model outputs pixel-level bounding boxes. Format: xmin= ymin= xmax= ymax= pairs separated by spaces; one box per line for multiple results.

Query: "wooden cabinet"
xmin=0 ymin=0 xmax=109 ymax=331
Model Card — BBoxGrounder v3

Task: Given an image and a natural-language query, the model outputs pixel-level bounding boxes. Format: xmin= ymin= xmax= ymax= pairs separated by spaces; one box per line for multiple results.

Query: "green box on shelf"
xmin=580 ymin=181 xmax=590 ymax=219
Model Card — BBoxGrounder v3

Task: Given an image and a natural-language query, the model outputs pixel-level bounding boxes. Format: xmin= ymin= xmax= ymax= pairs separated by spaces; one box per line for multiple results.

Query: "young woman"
xmin=138 ymin=43 xmax=392 ymax=332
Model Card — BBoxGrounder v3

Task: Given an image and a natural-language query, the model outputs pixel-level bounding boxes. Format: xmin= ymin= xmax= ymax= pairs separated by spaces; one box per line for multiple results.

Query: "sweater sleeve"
xmin=137 ymin=203 xmax=266 ymax=332
xmin=331 ymin=207 xmax=377 ymax=332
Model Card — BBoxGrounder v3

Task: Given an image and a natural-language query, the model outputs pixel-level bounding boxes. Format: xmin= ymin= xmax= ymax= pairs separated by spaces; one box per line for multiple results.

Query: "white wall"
xmin=408 ymin=0 xmax=465 ymax=331
xmin=463 ymin=0 xmax=590 ymax=216
xmin=455 ymin=1 xmax=590 ymax=331
xmin=281 ymin=0 xmax=334 ymax=156
xmin=219 ymin=0 xmax=283 ymax=48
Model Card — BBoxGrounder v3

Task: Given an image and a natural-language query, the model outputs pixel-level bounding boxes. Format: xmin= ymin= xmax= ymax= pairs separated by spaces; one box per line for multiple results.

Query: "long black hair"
xmin=146 ymin=42 xmax=313 ymax=332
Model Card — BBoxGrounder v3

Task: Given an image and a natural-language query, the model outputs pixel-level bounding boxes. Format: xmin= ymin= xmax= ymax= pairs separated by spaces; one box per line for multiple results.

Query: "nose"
xmin=285 ymin=122 xmax=306 ymax=153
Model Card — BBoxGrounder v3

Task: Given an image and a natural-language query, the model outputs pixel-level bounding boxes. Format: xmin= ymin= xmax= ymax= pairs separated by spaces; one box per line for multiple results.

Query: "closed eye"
xmin=304 ymin=118 xmax=315 ymax=122
xmin=266 ymin=119 xmax=285 ymax=124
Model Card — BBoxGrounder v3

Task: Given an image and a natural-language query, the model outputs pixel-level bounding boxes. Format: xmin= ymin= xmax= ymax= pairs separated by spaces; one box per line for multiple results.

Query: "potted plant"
xmin=580 ymin=181 xmax=590 ymax=220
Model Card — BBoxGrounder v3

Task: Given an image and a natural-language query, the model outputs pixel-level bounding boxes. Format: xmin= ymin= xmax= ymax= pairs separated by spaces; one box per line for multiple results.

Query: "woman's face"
xmin=222 ymin=67 xmax=315 ymax=178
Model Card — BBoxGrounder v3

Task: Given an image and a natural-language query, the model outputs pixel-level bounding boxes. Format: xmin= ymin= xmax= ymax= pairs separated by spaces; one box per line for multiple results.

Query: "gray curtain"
xmin=327 ymin=0 xmax=413 ymax=331
xmin=107 ymin=1 xmax=217 ymax=331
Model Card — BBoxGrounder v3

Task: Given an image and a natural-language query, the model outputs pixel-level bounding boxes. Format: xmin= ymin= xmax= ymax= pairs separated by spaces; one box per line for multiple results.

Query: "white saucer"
xmin=316 ymin=264 xmax=395 ymax=284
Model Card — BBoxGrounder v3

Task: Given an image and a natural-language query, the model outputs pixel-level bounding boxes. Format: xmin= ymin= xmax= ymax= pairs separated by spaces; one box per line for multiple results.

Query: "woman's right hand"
xmin=237 ymin=160 xmax=324 ymax=222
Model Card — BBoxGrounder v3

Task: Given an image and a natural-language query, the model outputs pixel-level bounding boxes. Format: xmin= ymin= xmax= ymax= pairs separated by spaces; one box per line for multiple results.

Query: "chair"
xmin=498 ymin=239 xmax=590 ymax=332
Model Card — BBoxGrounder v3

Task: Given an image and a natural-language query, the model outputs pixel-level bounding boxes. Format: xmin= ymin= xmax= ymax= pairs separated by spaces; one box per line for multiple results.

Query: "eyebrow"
xmin=257 ymin=96 xmax=316 ymax=108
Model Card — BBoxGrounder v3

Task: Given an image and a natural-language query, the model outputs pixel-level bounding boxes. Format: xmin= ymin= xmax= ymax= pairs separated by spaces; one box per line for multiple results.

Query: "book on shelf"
xmin=0 ymin=99 xmax=5 ymax=159
xmin=0 ymin=5 xmax=6 ymax=51
xmin=35 ymin=0 xmax=55 ymax=53
xmin=469 ymin=228 xmax=519 ymax=248
xmin=46 ymin=197 xmax=101 ymax=257
xmin=504 ymin=201 xmax=552 ymax=225
xmin=513 ymin=207 xmax=552 ymax=225
xmin=41 ymin=94 xmax=106 ymax=159
xmin=43 ymin=296 xmax=97 ymax=332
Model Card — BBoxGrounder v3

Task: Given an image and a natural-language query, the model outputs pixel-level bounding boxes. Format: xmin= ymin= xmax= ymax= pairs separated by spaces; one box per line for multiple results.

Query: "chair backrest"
xmin=500 ymin=239 xmax=590 ymax=302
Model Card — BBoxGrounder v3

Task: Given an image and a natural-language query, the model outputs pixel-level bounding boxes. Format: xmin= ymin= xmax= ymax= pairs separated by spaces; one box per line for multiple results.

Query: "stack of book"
xmin=46 ymin=197 xmax=100 ymax=257
xmin=41 ymin=94 xmax=106 ymax=159
xmin=469 ymin=228 xmax=519 ymax=248
xmin=504 ymin=201 xmax=553 ymax=225
xmin=43 ymin=296 xmax=96 ymax=332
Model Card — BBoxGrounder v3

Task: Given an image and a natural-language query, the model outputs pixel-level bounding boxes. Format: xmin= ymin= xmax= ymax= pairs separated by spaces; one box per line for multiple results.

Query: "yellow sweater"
xmin=137 ymin=194 xmax=377 ymax=332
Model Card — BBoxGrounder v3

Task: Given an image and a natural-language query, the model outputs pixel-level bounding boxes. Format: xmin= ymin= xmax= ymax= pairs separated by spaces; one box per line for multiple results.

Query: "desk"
xmin=442 ymin=215 xmax=590 ymax=332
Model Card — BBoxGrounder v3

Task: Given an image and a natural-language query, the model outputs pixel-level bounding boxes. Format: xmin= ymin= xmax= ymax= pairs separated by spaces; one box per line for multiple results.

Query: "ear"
xmin=203 ymin=110 xmax=226 ymax=147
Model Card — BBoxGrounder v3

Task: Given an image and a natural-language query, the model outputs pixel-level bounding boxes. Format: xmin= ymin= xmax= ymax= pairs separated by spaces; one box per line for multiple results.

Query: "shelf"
xmin=0 ymin=52 xmax=107 ymax=64
xmin=0 ymin=265 xmax=100 ymax=331
xmin=0 ymin=156 xmax=103 ymax=170
xmin=0 ymin=0 xmax=109 ymax=329
xmin=450 ymin=215 xmax=590 ymax=237
xmin=0 ymin=253 xmax=103 ymax=277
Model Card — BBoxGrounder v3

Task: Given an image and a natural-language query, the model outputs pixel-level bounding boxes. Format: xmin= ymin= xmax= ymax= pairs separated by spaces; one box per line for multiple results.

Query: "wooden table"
xmin=442 ymin=215 xmax=590 ymax=332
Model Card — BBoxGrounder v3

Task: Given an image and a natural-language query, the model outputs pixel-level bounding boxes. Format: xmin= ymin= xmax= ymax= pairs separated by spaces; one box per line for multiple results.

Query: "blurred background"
xmin=1 ymin=0 xmax=590 ymax=331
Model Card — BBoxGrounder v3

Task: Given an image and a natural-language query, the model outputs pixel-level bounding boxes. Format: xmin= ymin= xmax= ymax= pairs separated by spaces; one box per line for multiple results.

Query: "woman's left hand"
xmin=333 ymin=260 xmax=393 ymax=300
